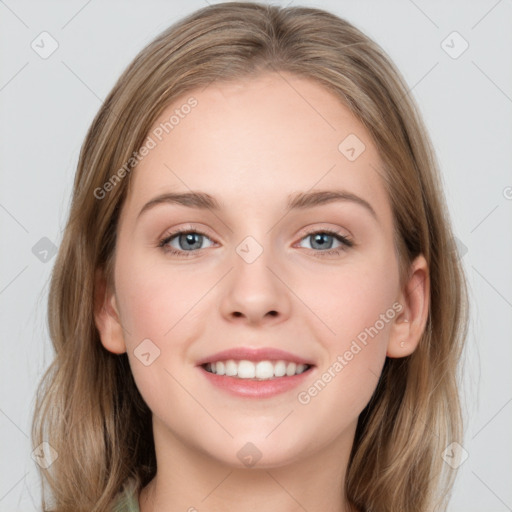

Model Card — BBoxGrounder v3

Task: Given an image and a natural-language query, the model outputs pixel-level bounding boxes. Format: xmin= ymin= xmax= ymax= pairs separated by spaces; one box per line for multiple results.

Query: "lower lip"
xmin=198 ymin=365 xmax=315 ymax=399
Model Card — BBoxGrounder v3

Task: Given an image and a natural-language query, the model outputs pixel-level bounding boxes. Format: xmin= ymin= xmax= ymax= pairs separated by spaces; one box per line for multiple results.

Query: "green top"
xmin=111 ymin=477 xmax=141 ymax=512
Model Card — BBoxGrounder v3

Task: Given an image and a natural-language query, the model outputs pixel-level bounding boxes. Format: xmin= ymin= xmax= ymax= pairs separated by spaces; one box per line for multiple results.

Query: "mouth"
xmin=196 ymin=347 xmax=316 ymax=398
xmin=201 ymin=360 xmax=314 ymax=381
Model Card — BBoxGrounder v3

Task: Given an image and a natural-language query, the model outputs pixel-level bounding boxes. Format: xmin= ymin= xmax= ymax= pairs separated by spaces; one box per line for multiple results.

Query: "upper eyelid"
xmin=161 ymin=223 xmax=349 ymax=235
xmin=161 ymin=224 xmax=215 ymax=242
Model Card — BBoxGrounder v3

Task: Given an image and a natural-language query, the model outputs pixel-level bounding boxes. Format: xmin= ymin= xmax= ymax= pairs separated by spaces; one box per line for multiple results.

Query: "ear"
xmin=387 ymin=254 xmax=430 ymax=358
xmin=94 ymin=268 xmax=127 ymax=354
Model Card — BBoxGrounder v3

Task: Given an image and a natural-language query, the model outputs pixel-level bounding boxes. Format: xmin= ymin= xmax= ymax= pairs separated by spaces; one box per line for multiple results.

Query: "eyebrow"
xmin=137 ymin=189 xmax=377 ymax=220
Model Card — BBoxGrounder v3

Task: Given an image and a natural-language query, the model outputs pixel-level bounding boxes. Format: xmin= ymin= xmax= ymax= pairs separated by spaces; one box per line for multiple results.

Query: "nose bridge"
xmin=233 ymin=230 xmax=278 ymax=294
xmin=228 ymin=203 xmax=281 ymax=268
xmin=220 ymin=226 xmax=291 ymax=324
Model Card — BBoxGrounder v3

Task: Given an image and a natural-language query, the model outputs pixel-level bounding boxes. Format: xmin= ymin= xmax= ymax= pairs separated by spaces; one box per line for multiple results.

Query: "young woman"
xmin=31 ymin=3 xmax=469 ymax=511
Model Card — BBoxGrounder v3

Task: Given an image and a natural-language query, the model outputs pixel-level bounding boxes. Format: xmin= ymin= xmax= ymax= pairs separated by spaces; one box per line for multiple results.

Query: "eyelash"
xmin=158 ymin=227 xmax=354 ymax=258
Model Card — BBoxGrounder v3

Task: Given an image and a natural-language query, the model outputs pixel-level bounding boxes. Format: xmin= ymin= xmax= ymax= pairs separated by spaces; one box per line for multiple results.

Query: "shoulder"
xmin=110 ymin=476 xmax=141 ymax=512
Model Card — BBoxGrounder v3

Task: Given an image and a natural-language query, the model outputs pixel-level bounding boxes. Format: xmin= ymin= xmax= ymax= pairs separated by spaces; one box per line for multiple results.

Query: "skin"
xmin=95 ymin=71 xmax=429 ymax=512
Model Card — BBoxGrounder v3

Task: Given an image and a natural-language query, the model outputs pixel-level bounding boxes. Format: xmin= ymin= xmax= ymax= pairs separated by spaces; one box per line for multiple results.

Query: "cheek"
xmin=295 ymin=275 xmax=396 ymax=435
xmin=300 ymin=255 xmax=398 ymax=345
xmin=113 ymin=251 xmax=212 ymax=387
xmin=114 ymin=249 xmax=205 ymax=340
xmin=113 ymin=254 xmax=206 ymax=415
xmin=298 ymin=253 xmax=398 ymax=396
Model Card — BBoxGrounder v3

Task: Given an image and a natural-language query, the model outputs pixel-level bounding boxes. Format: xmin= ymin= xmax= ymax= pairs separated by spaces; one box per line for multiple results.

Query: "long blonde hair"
xmin=31 ymin=3 xmax=469 ymax=511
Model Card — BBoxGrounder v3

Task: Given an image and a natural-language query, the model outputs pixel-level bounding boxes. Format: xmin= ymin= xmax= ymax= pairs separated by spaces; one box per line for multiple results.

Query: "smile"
xmin=203 ymin=359 xmax=311 ymax=380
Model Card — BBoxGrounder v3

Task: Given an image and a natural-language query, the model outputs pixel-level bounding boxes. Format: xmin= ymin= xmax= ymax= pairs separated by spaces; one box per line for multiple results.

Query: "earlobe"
xmin=94 ymin=269 xmax=127 ymax=355
xmin=387 ymin=254 xmax=430 ymax=358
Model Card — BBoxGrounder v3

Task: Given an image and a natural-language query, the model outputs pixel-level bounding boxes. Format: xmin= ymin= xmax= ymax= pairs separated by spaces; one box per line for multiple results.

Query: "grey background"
xmin=1 ymin=0 xmax=511 ymax=510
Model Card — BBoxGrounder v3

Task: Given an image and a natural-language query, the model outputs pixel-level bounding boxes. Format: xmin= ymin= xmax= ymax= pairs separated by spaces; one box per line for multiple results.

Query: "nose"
xmin=219 ymin=241 xmax=292 ymax=326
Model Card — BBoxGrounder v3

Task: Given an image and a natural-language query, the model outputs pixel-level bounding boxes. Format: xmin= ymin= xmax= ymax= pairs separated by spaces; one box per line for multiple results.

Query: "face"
xmin=97 ymin=71 xmax=422 ymax=469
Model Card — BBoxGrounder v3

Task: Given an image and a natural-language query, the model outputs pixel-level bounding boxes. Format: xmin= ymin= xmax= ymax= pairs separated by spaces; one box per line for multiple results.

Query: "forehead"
xmin=123 ymin=71 xmax=392 ymax=228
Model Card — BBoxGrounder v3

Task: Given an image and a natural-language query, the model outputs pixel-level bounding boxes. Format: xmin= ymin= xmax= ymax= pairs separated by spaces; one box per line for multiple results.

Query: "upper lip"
xmin=196 ymin=347 xmax=315 ymax=366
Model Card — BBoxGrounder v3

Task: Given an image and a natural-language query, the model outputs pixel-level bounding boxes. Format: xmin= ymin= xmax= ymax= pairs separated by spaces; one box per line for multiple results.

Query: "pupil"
xmin=183 ymin=233 xmax=201 ymax=249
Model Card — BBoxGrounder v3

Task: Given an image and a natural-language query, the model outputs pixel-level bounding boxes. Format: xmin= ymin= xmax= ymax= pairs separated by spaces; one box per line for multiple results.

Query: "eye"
xmin=158 ymin=227 xmax=215 ymax=258
xmin=296 ymin=228 xmax=353 ymax=257
xmin=158 ymin=226 xmax=353 ymax=258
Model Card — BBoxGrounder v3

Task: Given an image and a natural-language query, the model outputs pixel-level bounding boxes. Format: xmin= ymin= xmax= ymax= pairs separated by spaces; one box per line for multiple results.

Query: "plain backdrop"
xmin=1 ymin=1 xmax=511 ymax=510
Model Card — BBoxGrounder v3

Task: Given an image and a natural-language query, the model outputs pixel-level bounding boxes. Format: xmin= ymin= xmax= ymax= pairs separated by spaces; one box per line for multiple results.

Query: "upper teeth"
xmin=205 ymin=360 xmax=310 ymax=380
